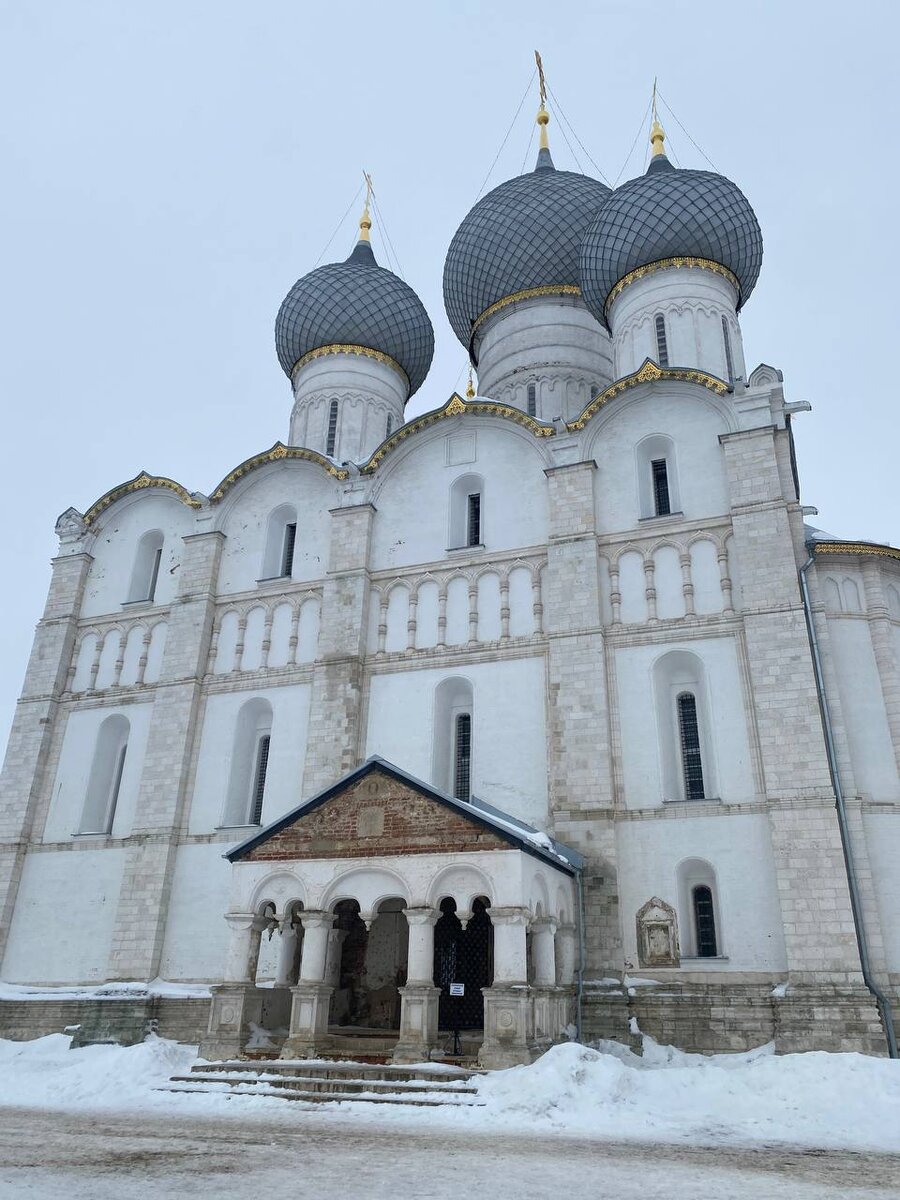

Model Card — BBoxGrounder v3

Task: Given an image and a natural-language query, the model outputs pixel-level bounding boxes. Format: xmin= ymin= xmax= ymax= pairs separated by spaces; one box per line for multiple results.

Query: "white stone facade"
xmin=1 ymin=237 xmax=898 ymax=1063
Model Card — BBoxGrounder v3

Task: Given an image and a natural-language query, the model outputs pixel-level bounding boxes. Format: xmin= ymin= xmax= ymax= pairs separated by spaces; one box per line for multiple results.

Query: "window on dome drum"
xmin=721 ymin=317 xmax=735 ymax=383
xmin=249 ymin=733 xmax=271 ymax=825
xmin=79 ymin=714 xmax=129 ymax=835
xmin=590 ymin=383 xmax=601 ymax=401
xmin=454 ymin=712 xmax=472 ymax=803
xmin=655 ymin=313 xmax=669 ymax=367
xmin=326 ymin=399 xmax=339 ymax=456
xmin=467 ymin=493 xmax=481 ymax=547
xmin=677 ymin=692 xmax=705 ymax=800
xmin=527 ymin=383 xmax=536 ymax=417
xmin=692 ymin=885 xmax=718 ymax=957
xmin=127 ymin=530 xmax=164 ymax=603
xmin=386 ymin=413 xmax=393 ymax=439
xmin=280 ymin=523 xmax=297 ymax=578
xmin=651 ymin=459 xmax=671 ymax=516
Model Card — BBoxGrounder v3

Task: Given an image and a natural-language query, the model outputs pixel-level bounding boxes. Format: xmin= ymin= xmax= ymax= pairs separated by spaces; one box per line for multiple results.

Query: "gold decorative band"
xmin=472 ymin=285 xmax=582 ymax=336
xmin=291 ymin=343 xmax=409 ymax=385
xmin=813 ymin=541 xmax=900 ymax=563
xmin=605 ymin=257 xmax=739 ymax=313
xmin=84 ymin=473 xmax=202 ymax=526
xmin=566 ymin=358 xmax=729 ymax=431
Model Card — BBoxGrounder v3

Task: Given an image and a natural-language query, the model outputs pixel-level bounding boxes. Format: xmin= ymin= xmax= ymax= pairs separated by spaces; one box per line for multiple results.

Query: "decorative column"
xmin=200 ymin=914 xmax=265 ymax=1061
xmin=275 ymin=921 xmax=300 ymax=987
xmin=530 ymin=918 xmax=559 ymax=1048
xmin=394 ymin=907 xmax=440 ymax=1063
xmin=283 ymin=911 xmax=335 ymax=1057
xmin=479 ymin=906 xmax=533 ymax=1069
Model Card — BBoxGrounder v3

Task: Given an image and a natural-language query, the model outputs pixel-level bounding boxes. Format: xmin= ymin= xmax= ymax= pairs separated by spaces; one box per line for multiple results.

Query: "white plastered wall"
xmin=863 ymin=812 xmax=900 ymax=972
xmin=158 ymin=843 xmax=234 ymax=981
xmin=188 ymin=684 xmax=311 ymax=835
xmin=365 ymin=658 xmax=549 ymax=828
xmin=1 ymin=848 xmax=126 ymax=983
xmin=616 ymin=813 xmax=788 ymax=972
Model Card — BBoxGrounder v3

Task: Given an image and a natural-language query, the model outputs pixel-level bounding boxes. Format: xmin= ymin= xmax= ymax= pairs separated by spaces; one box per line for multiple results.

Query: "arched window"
xmin=449 ymin=473 xmax=484 ymax=550
xmin=653 ymin=650 xmax=716 ymax=801
xmin=526 ymin=383 xmax=536 ymax=418
xmin=692 ymin=885 xmax=718 ymax=957
xmin=636 ymin=435 xmax=679 ymax=519
xmin=677 ymin=858 xmax=721 ymax=958
xmin=677 ymin=692 xmax=705 ymax=800
xmin=721 ymin=316 xmax=735 ymax=383
xmin=326 ymin=399 xmax=339 ymax=456
xmin=385 ymin=413 xmax=393 ymax=439
xmin=261 ymin=505 xmax=298 ymax=580
xmin=223 ymin=698 xmax=274 ymax=826
xmin=79 ymin=714 xmax=129 ymax=834
xmin=433 ymin=677 xmax=474 ymax=799
xmin=127 ymin=531 xmax=164 ymax=603
xmin=654 ymin=313 xmax=669 ymax=367
xmin=590 ymin=382 xmax=601 ymax=401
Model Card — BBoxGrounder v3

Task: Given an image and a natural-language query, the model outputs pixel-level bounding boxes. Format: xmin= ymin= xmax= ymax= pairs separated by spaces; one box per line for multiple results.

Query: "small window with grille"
xmin=692 ymin=884 xmax=717 ymax=956
xmin=453 ymin=713 xmax=472 ymax=802
xmin=677 ymin=692 xmax=705 ymax=800
xmin=651 ymin=459 xmax=671 ymax=516
xmin=655 ymin=313 xmax=669 ymax=367
xmin=721 ymin=316 xmax=734 ymax=383
xmin=280 ymin=523 xmax=296 ymax=578
xmin=249 ymin=733 xmax=271 ymax=825
xmin=466 ymin=493 xmax=481 ymax=546
xmin=146 ymin=546 xmax=163 ymax=602
xmin=326 ymin=399 xmax=339 ymax=456
xmin=526 ymin=383 xmax=536 ymax=417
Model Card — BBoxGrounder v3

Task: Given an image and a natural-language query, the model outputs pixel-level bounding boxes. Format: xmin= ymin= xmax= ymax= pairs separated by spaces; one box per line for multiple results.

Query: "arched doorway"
xmin=433 ymin=896 xmax=493 ymax=1030
xmin=330 ymin=897 xmax=408 ymax=1030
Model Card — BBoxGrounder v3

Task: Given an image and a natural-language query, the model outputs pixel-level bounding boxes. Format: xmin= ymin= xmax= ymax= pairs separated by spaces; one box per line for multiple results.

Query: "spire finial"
xmin=466 ymin=365 xmax=476 ymax=399
xmin=650 ymin=78 xmax=666 ymax=157
xmin=534 ymin=50 xmax=550 ymax=150
xmin=359 ymin=171 xmax=374 ymax=242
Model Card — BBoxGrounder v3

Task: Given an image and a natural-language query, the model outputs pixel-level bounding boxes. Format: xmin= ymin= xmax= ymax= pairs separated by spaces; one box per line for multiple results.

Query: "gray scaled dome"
xmin=579 ymin=149 xmax=763 ymax=327
xmin=443 ymin=146 xmax=611 ymax=351
xmin=275 ymin=235 xmax=434 ymax=397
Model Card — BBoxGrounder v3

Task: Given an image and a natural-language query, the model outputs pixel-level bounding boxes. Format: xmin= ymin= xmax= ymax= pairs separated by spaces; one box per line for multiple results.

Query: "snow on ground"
xmin=1 ymin=1032 xmax=899 ymax=1153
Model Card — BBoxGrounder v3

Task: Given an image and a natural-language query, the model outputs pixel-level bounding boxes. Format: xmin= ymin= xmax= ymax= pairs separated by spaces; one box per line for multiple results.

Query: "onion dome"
xmin=275 ymin=206 xmax=434 ymax=397
xmin=579 ymin=117 xmax=763 ymax=327
xmin=442 ymin=104 xmax=611 ymax=354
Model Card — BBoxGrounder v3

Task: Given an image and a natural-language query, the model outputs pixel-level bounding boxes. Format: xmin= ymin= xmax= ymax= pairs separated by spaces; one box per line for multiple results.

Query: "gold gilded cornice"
xmin=567 ymin=358 xmax=729 ymax=431
xmin=291 ymin=343 xmax=408 ymax=385
xmin=84 ymin=473 xmax=202 ymax=526
xmin=210 ymin=442 xmax=349 ymax=502
xmin=605 ymin=257 xmax=739 ymax=314
xmin=360 ymin=392 xmax=554 ymax=473
xmin=813 ymin=541 xmax=900 ymax=563
xmin=472 ymin=285 xmax=582 ymax=336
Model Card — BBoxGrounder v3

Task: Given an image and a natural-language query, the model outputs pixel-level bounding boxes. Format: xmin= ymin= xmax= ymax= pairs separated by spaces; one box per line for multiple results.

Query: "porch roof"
xmin=225 ymin=756 xmax=582 ymax=876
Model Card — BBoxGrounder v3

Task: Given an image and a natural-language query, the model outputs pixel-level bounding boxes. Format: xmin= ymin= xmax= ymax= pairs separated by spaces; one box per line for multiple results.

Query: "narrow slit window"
xmin=526 ymin=383 xmax=536 ymax=417
xmin=280 ymin=523 xmax=296 ymax=578
xmin=651 ymin=459 xmax=671 ymax=516
xmin=692 ymin=885 xmax=717 ymax=957
xmin=386 ymin=413 xmax=393 ymax=438
xmin=677 ymin=692 xmax=705 ymax=800
xmin=454 ymin=713 xmax=472 ymax=802
xmin=466 ymin=493 xmax=481 ymax=546
xmin=655 ymin=313 xmax=669 ymax=367
xmin=249 ymin=734 xmax=271 ymax=825
xmin=106 ymin=743 xmax=128 ymax=832
xmin=722 ymin=316 xmax=734 ymax=383
xmin=146 ymin=547 xmax=163 ymax=602
xmin=326 ymin=400 xmax=339 ymax=456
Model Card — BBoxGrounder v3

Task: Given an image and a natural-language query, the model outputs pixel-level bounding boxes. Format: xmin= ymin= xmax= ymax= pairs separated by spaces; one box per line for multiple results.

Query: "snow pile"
xmin=0 ymin=1033 xmax=197 ymax=1110
xmin=476 ymin=1039 xmax=900 ymax=1151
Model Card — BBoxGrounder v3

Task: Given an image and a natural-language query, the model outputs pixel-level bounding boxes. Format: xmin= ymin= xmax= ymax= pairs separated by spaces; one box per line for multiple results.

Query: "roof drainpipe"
xmin=575 ymin=864 xmax=586 ymax=1043
xmin=799 ymin=551 xmax=898 ymax=1058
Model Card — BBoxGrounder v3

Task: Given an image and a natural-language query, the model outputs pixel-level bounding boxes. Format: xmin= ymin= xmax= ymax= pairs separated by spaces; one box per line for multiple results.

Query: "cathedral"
xmin=1 ymin=82 xmax=897 ymax=1067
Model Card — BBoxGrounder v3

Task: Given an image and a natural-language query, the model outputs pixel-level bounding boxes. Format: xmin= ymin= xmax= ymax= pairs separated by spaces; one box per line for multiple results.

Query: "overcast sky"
xmin=1 ymin=0 xmax=897 ymax=742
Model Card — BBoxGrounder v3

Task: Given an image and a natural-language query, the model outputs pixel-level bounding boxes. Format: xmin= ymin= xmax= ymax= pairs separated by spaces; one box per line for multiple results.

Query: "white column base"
xmin=199 ymin=983 xmax=264 ymax=1061
xmin=282 ymin=982 xmax=334 ymax=1059
xmin=393 ymin=984 xmax=440 ymax=1063
xmin=478 ymin=985 xmax=536 ymax=1069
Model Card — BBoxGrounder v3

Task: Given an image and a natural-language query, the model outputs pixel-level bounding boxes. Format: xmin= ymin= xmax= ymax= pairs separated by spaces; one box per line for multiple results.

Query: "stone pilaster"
xmin=0 ymin=549 xmax=92 ymax=963
xmin=861 ymin=561 xmax=900 ymax=779
xmin=106 ymin=530 xmax=225 ymax=981
xmin=542 ymin=458 xmax=619 ymax=976
xmin=301 ymin=503 xmax=375 ymax=797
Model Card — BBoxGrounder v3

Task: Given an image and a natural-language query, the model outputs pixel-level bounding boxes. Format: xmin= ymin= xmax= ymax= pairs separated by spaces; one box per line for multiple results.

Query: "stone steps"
xmin=163 ymin=1058 xmax=485 ymax=1108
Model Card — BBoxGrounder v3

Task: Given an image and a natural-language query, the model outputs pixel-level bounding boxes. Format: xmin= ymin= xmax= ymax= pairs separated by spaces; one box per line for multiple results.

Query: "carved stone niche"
xmin=636 ymin=897 xmax=680 ymax=968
